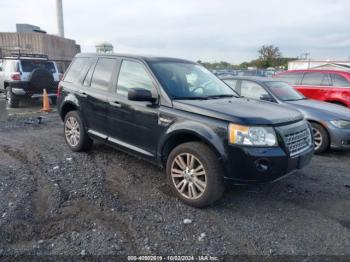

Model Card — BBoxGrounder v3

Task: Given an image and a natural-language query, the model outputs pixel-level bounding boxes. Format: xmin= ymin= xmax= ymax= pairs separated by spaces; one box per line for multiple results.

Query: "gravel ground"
xmin=0 ymin=102 xmax=349 ymax=257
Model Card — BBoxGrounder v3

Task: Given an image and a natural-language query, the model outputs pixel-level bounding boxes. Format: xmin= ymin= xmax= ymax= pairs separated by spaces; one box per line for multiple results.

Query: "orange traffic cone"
xmin=40 ymin=89 xmax=52 ymax=113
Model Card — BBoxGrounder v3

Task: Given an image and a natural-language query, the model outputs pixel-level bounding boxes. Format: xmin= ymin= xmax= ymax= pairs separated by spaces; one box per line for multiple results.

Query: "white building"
xmin=288 ymin=60 xmax=350 ymax=71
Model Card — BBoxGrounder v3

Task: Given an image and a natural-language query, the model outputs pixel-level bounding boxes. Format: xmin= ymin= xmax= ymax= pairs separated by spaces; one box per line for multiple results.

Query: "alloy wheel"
xmin=65 ymin=116 xmax=80 ymax=147
xmin=312 ymin=127 xmax=323 ymax=151
xmin=171 ymin=153 xmax=207 ymax=200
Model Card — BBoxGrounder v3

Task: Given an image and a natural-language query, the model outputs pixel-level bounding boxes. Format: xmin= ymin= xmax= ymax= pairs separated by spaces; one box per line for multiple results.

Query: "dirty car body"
xmin=57 ymin=53 xmax=314 ymax=206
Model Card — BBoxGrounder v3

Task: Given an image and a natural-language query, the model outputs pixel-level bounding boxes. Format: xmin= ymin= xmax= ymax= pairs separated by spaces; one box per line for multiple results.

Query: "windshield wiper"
xmin=173 ymin=96 xmax=209 ymax=100
xmin=283 ymin=98 xmax=305 ymax=101
xmin=207 ymin=94 xmax=237 ymax=99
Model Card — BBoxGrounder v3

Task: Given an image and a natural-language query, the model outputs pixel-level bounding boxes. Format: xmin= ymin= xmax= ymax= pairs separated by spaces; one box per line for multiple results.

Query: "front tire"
xmin=64 ymin=111 xmax=93 ymax=152
xmin=311 ymin=122 xmax=329 ymax=154
xmin=166 ymin=142 xmax=225 ymax=207
xmin=6 ymin=87 xmax=19 ymax=108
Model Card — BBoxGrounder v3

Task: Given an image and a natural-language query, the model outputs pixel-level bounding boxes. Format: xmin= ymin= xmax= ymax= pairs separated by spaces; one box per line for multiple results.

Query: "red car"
xmin=275 ymin=69 xmax=350 ymax=107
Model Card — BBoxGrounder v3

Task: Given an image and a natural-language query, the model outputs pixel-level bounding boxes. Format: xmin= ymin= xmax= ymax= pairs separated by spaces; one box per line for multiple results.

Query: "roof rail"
xmin=3 ymin=53 xmax=49 ymax=60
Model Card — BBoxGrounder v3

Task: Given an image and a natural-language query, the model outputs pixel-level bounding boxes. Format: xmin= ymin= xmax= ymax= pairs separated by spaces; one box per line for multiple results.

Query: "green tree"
xmin=257 ymin=45 xmax=282 ymax=68
xmin=258 ymin=45 xmax=281 ymax=61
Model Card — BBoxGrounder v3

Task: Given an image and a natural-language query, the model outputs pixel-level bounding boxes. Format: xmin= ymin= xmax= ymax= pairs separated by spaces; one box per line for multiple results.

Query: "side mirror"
xmin=128 ymin=88 xmax=156 ymax=103
xmin=260 ymin=94 xmax=275 ymax=102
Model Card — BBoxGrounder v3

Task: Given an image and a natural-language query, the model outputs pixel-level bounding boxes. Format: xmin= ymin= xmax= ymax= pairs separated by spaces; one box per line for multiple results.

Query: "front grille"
xmin=285 ymin=128 xmax=312 ymax=156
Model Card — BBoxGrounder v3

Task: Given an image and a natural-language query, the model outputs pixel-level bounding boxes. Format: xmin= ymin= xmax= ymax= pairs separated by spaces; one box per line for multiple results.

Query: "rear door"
xmin=329 ymin=73 xmax=350 ymax=106
xmin=106 ymin=58 xmax=160 ymax=159
xmin=297 ymin=72 xmax=331 ymax=101
xmin=81 ymin=57 xmax=119 ymax=136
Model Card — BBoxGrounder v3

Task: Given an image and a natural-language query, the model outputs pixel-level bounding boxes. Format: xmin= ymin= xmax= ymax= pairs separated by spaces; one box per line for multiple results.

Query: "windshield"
xmin=265 ymin=81 xmax=305 ymax=101
xmin=149 ymin=62 xmax=238 ymax=99
xmin=20 ymin=60 xmax=56 ymax=73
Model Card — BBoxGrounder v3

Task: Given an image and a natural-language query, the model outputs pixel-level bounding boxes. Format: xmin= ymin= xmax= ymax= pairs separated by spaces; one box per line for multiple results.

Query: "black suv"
xmin=57 ymin=53 xmax=314 ymax=207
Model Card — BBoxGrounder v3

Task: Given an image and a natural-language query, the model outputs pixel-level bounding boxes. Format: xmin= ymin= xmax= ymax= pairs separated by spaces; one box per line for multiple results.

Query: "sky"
xmin=0 ymin=0 xmax=350 ymax=63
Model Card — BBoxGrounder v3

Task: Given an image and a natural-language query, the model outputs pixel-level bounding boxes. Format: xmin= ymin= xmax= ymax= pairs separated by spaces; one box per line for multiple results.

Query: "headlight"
xmin=228 ymin=124 xmax=278 ymax=146
xmin=330 ymin=120 xmax=350 ymax=129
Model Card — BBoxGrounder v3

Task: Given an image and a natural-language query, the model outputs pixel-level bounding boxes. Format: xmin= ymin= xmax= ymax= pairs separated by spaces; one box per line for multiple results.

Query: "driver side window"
xmin=241 ymin=81 xmax=269 ymax=100
xmin=117 ymin=60 xmax=154 ymax=97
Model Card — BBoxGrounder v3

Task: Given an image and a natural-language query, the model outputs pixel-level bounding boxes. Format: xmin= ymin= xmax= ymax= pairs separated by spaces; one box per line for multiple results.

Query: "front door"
xmin=106 ymin=59 xmax=160 ymax=158
xmin=240 ymin=80 xmax=271 ymax=100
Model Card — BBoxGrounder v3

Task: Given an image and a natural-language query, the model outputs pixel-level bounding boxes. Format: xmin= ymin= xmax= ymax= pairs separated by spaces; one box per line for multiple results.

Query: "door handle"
xmin=109 ymin=101 xmax=122 ymax=108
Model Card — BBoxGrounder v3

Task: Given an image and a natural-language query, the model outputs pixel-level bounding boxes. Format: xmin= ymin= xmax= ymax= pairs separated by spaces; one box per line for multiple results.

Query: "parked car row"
xmin=221 ymin=76 xmax=350 ymax=153
xmin=57 ymin=53 xmax=314 ymax=207
xmin=213 ymin=68 xmax=279 ymax=78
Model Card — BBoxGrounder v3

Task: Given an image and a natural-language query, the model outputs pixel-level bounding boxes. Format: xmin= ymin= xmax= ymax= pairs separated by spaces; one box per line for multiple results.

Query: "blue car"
xmin=221 ymin=76 xmax=350 ymax=153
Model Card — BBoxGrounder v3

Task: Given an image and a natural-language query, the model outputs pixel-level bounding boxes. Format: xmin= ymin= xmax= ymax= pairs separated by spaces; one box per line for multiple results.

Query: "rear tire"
xmin=64 ymin=111 xmax=93 ymax=152
xmin=166 ymin=142 xmax=225 ymax=208
xmin=6 ymin=87 xmax=19 ymax=108
xmin=311 ymin=122 xmax=329 ymax=154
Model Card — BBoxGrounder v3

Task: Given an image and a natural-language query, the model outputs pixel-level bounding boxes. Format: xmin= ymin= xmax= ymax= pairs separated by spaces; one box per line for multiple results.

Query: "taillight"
xmin=10 ymin=73 xmax=21 ymax=81
xmin=57 ymin=85 xmax=62 ymax=98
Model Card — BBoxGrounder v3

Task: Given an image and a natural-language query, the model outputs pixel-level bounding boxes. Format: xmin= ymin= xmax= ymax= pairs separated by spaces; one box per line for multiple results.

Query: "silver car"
xmin=221 ymin=76 xmax=350 ymax=153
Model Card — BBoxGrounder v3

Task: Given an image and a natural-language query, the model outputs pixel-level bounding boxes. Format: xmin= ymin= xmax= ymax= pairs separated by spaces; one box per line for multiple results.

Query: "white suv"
xmin=0 ymin=54 xmax=62 ymax=108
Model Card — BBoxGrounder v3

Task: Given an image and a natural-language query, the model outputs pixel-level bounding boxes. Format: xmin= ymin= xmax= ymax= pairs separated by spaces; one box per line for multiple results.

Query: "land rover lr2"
xmin=57 ymin=53 xmax=314 ymax=207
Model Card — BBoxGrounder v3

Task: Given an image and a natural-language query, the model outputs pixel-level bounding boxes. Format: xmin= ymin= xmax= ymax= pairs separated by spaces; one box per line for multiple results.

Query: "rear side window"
xmin=64 ymin=58 xmax=94 ymax=84
xmin=331 ymin=74 xmax=350 ymax=87
xmin=116 ymin=60 xmax=154 ymax=97
xmin=20 ymin=60 xmax=56 ymax=73
xmin=301 ymin=72 xmax=330 ymax=86
xmin=90 ymin=58 xmax=116 ymax=90
xmin=277 ymin=72 xmax=303 ymax=85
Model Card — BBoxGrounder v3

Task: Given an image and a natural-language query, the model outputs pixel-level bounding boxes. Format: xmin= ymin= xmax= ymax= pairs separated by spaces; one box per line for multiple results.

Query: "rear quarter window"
xmin=64 ymin=58 xmax=94 ymax=84
xmin=331 ymin=74 xmax=350 ymax=87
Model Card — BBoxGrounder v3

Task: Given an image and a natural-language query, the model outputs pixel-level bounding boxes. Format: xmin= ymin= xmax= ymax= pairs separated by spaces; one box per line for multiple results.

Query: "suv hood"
xmin=285 ymin=99 xmax=350 ymax=121
xmin=173 ymin=97 xmax=303 ymax=125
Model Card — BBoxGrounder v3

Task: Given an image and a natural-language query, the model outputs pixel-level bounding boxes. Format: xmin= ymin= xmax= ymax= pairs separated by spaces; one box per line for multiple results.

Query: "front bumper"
xmin=223 ymin=145 xmax=314 ymax=184
xmin=326 ymin=123 xmax=350 ymax=150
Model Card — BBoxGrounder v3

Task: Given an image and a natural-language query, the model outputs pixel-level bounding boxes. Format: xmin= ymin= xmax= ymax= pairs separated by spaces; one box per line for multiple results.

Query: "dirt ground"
xmin=0 ymin=99 xmax=349 ymax=258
